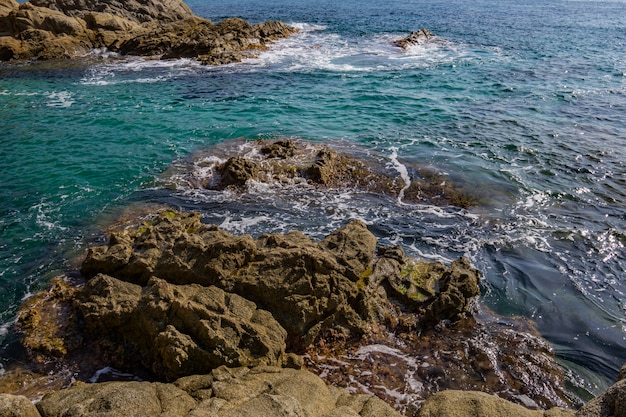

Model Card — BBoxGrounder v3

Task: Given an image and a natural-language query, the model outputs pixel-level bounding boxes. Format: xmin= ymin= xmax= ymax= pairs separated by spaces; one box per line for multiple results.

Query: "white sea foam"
xmin=89 ymin=366 xmax=139 ymax=383
xmin=80 ymin=57 xmax=201 ymax=86
xmin=46 ymin=91 xmax=75 ymax=108
xmin=248 ymin=24 xmax=464 ymax=73
xmin=387 ymin=147 xmax=411 ymax=204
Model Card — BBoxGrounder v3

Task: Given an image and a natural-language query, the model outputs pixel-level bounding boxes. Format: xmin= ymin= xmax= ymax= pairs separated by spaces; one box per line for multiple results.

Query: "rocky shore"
xmin=1 ymin=139 xmax=624 ymax=415
xmin=0 ymin=0 xmax=296 ymax=63
xmin=1 ymin=206 xmax=625 ymax=416
xmin=0 ymin=0 xmax=624 ymax=410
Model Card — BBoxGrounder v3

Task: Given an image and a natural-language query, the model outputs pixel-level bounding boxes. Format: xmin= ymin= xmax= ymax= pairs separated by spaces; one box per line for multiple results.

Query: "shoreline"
xmin=2 ymin=0 xmax=625 ymax=415
xmin=0 ymin=204 xmax=624 ymax=416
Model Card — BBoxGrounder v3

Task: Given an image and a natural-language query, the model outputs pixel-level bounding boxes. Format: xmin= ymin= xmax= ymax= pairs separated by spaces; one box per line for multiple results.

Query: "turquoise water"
xmin=1 ymin=0 xmax=625 ymax=396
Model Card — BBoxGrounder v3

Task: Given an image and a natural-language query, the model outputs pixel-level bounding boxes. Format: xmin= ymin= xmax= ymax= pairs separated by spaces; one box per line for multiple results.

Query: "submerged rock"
xmin=0 ymin=0 xmax=296 ymax=62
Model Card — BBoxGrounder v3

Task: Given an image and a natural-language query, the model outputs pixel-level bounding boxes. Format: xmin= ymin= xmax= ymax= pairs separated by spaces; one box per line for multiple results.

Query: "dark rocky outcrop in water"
xmin=393 ymin=28 xmax=434 ymax=49
xmin=0 ymin=0 xmax=296 ymax=62
xmin=175 ymin=139 xmax=478 ymax=208
xmin=2 ymin=207 xmax=623 ymax=415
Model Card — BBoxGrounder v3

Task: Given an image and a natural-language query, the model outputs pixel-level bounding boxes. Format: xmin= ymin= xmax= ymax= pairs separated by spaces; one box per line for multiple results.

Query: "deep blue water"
xmin=1 ymin=0 xmax=625 ymax=397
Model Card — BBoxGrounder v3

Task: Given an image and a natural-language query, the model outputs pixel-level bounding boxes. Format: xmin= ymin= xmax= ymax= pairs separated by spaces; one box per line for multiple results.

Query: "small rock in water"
xmin=393 ymin=28 xmax=434 ymax=49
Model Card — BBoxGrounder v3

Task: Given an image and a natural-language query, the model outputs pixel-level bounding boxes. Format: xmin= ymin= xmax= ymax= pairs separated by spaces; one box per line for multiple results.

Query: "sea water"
xmin=1 ymin=0 xmax=624 ymax=397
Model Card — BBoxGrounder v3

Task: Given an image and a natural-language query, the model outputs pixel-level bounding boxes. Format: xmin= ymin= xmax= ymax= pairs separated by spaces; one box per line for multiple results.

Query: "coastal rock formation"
xmin=80 ymin=210 xmax=478 ymax=350
xmin=0 ymin=393 xmax=41 ymax=417
xmin=5 ymin=362 xmax=626 ymax=417
xmin=0 ymin=0 xmax=296 ymax=62
xmin=78 ymin=274 xmax=288 ymax=380
xmin=2 ymin=208 xmax=587 ymax=413
xmin=31 ymin=366 xmax=404 ymax=417
xmin=174 ymin=139 xmax=477 ymax=208
xmin=29 ymin=0 xmax=196 ymax=23
xmin=393 ymin=28 xmax=434 ymax=49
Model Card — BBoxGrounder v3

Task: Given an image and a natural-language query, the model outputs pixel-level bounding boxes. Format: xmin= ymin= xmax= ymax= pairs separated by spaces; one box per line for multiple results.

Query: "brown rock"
xmin=216 ymin=156 xmax=259 ymax=188
xmin=0 ymin=0 xmax=17 ymax=17
xmin=29 ymin=0 xmax=195 ymax=24
xmin=0 ymin=394 xmax=42 ymax=417
xmin=416 ymin=390 xmax=573 ymax=417
xmin=15 ymin=277 xmax=82 ymax=361
xmin=1 ymin=0 xmax=295 ymax=63
xmin=260 ymin=139 xmax=297 ymax=159
xmin=421 ymin=256 xmax=480 ymax=324
xmin=35 ymin=366 xmax=403 ymax=417
xmin=78 ymin=274 xmax=287 ymax=380
xmin=36 ymin=380 xmax=196 ymax=417
xmin=80 ymin=209 xmax=482 ymax=352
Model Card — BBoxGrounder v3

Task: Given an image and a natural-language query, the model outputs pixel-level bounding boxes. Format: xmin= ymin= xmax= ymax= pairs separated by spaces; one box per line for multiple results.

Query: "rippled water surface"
xmin=1 ymin=0 xmax=625 ymax=397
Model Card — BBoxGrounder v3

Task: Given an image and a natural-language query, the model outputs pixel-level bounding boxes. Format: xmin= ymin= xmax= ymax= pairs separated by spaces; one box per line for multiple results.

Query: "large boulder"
xmin=35 ymin=366 xmax=404 ymax=417
xmin=77 ymin=274 xmax=287 ymax=380
xmin=416 ymin=390 xmax=573 ymax=417
xmin=0 ymin=394 xmax=41 ymax=417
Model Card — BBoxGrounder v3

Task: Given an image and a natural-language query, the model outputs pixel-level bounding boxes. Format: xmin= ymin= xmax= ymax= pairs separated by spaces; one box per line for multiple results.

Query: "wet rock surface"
xmin=172 ymin=139 xmax=478 ymax=208
xmin=393 ymin=29 xmax=434 ymax=49
xmin=305 ymin=312 xmax=575 ymax=414
xmin=0 ymin=0 xmax=296 ymax=62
